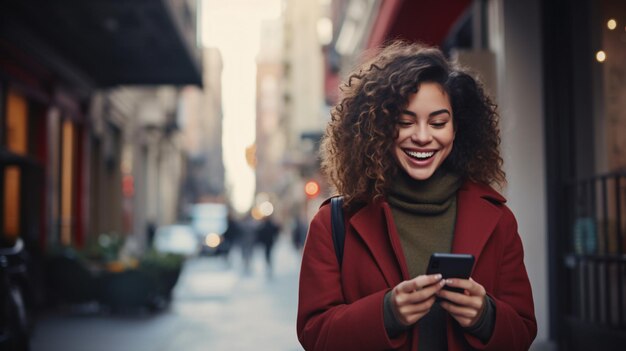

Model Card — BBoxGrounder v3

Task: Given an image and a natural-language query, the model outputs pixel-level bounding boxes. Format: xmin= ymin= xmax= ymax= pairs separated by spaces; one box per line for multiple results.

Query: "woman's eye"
xmin=398 ymin=121 xmax=413 ymax=127
xmin=431 ymin=122 xmax=447 ymax=128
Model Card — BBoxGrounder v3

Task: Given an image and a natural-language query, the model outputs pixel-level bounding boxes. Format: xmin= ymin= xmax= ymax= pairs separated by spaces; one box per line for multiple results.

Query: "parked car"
xmin=153 ymin=224 xmax=199 ymax=257
xmin=189 ymin=203 xmax=231 ymax=256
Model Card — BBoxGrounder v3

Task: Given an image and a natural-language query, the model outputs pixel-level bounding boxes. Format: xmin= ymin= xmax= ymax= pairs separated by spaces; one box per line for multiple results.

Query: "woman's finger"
xmin=396 ymin=280 xmax=418 ymax=294
xmin=444 ymin=278 xmax=486 ymax=297
xmin=439 ymin=300 xmax=481 ymax=320
xmin=395 ymin=274 xmax=443 ymax=298
xmin=466 ymin=277 xmax=486 ymax=296
xmin=403 ymin=280 xmax=445 ymax=304
xmin=397 ymin=296 xmax=437 ymax=315
xmin=436 ymin=289 xmax=481 ymax=309
xmin=413 ymin=274 xmax=443 ymax=290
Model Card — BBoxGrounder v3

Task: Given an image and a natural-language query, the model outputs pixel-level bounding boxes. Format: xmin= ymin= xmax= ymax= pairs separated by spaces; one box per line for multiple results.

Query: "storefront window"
xmin=47 ymin=108 xmax=60 ymax=246
xmin=3 ymin=91 xmax=28 ymax=240
xmin=61 ymin=119 xmax=75 ymax=246
xmin=590 ymin=0 xmax=626 ymax=254
xmin=595 ymin=0 xmax=626 ymax=173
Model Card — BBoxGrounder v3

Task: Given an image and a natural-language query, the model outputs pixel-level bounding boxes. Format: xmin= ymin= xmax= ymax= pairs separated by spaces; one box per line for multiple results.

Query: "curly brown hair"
xmin=320 ymin=40 xmax=505 ymax=208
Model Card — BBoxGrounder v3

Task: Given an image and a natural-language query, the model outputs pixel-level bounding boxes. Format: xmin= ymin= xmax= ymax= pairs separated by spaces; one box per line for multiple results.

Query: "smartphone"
xmin=426 ymin=253 xmax=475 ymax=294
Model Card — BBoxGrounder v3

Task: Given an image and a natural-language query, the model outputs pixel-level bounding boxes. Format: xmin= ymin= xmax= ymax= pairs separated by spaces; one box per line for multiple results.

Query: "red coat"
xmin=297 ymin=181 xmax=537 ymax=350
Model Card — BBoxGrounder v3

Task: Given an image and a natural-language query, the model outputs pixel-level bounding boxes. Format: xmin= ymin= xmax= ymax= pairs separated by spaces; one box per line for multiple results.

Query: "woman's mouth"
xmin=405 ymin=150 xmax=435 ymax=161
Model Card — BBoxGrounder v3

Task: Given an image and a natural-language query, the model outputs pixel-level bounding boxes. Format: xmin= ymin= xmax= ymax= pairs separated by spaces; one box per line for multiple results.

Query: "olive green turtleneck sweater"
xmin=387 ymin=168 xmax=462 ymax=279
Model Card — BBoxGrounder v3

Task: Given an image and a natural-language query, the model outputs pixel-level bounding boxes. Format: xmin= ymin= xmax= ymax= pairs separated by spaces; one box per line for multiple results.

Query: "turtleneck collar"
xmin=387 ymin=167 xmax=463 ymax=215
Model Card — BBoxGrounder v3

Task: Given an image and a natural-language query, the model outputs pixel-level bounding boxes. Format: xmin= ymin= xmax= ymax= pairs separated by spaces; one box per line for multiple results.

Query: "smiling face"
xmin=393 ymin=82 xmax=455 ymax=181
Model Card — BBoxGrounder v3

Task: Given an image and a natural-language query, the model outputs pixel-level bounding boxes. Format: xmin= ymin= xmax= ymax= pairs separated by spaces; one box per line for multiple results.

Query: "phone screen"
xmin=426 ymin=253 xmax=475 ymax=293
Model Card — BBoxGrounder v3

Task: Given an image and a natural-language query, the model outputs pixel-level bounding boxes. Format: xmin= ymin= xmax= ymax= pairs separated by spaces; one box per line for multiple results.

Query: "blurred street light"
xmin=304 ymin=180 xmax=320 ymax=198
xmin=607 ymin=19 xmax=617 ymax=30
xmin=259 ymin=201 xmax=274 ymax=216
xmin=205 ymin=232 xmax=221 ymax=248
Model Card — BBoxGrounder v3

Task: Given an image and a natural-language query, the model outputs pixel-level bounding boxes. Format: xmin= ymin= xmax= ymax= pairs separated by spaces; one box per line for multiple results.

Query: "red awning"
xmin=367 ymin=0 xmax=472 ymax=49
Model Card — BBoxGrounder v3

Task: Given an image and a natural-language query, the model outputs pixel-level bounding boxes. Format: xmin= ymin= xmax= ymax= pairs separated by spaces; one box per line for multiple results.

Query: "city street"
xmin=29 ymin=235 xmax=304 ymax=351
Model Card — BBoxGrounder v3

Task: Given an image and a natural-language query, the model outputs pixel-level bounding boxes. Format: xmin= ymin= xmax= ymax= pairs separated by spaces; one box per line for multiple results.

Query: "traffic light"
xmin=122 ymin=174 xmax=134 ymax=197
xmin=245 ymin=144 xmax=257 ymax=169
xmin=304 ymin=180 xmax=320 ymax=198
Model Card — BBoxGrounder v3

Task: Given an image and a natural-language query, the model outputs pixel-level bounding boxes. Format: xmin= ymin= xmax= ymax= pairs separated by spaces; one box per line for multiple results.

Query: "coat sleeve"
xmin=464 ymin=207 xmax=537 ymax=351
xmin=296 ymin=204 xmax=407 ymax=351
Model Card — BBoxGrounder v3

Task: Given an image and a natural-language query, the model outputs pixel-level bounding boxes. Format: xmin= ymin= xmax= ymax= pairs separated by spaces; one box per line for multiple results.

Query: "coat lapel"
xmin=349 ymin=200 xmax=405 ymax=286
xmin=451 ymin=182 xmax=505 ymax=261
xmin=347 ymin=182 xmax=505 ymax=286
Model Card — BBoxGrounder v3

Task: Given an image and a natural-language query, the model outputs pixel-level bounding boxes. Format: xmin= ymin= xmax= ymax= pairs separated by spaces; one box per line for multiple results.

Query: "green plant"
xmin=140 ymin=250 xmax=184 ymax=270
xmin=139 ymin=250 xmax=185 ymax=303
xmin=82 ymin=232 xmax=125 ymax=262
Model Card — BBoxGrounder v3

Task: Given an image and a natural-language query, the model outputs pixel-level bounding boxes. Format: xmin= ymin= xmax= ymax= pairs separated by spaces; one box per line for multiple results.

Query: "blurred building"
xmin=0 ymin=0 xmax=202 ymax=255
xmin=179 ymin=47 xmax=226 ymax=208
xmin=326 ymin=0 xmax=626 ymax=350
xmin=255 ymin=19 xmax=288 ymax=222
xmin=282 ymin=0 xmax=328 ymax=222
xmin=88 ymin=86 xmax=186 ymax=251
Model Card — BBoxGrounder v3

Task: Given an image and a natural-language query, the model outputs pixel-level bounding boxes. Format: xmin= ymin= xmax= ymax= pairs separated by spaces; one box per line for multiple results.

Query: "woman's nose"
xmin=410 ymin=125 xmax=432 ymax=144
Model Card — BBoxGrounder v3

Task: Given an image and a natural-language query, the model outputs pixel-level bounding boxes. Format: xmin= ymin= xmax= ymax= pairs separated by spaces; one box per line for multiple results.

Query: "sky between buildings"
xmin=201 ymin=0 xmax=282 ymax=214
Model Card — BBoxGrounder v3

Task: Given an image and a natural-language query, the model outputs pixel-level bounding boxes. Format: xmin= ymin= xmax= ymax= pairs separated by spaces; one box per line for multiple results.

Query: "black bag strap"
xmin=330 ymin=196 xmax=345 ymax=267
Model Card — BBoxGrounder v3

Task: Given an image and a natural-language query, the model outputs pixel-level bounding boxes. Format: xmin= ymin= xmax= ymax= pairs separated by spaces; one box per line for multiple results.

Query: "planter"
xmin=45 ymin=253 xmax=100 ymax=306
xmin=98 ymin=269 xmax=158 ymax=312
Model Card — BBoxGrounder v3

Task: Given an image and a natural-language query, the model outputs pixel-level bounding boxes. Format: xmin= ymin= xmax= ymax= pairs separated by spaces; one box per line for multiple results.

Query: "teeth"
xmin=406 ymin=151 xmax=434 ymax=159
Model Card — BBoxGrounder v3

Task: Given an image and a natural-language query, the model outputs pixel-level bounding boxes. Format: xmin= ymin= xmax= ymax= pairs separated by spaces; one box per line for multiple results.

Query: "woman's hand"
xmin=437 ymin=277 xmax=487 ymax=328
xmin=390 ymin=274 xmax=445 ymax=326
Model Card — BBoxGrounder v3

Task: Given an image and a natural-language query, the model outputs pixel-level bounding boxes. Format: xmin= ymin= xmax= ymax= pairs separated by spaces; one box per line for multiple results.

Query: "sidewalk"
xmin=29 ymin=234 xmax=304 ymax=351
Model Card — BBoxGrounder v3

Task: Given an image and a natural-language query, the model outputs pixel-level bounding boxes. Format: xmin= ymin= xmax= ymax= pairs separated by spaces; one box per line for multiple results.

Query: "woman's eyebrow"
xmin=401 ymin=109 xmax=451 ymax=117
xmin=429 ymin=109 xmax=451 ymax=117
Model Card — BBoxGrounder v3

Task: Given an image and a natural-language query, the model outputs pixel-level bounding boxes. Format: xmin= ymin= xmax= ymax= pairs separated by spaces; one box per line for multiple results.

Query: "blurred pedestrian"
xmin=256 ymin=215 xmax=280 ymax=278
xmin=297 ymin=41 xmax=536 ymax=350
xmin=146 ymin=221 xmax=156 ymax=247
xmin=221 ymin=213 xmax=241 ymax=265
xmin=238 ymin=213 xmax=258 ymax=276
xmin=291 ymin=215 xmax=307 ymax=251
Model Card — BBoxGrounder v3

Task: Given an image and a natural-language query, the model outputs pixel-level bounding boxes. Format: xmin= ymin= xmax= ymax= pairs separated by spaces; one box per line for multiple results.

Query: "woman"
xmin=297 ymin=41 xmax=536 ymax=351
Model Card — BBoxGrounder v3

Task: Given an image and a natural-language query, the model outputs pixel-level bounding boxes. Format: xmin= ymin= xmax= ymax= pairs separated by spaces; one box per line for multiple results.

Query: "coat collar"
xmin=348 ymin=181 xmax=505 ymax=282
xmin=349 ymin=198 xmax=405 ymax=285
xmin=451 ymin=181 xmax=505 ymax=259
